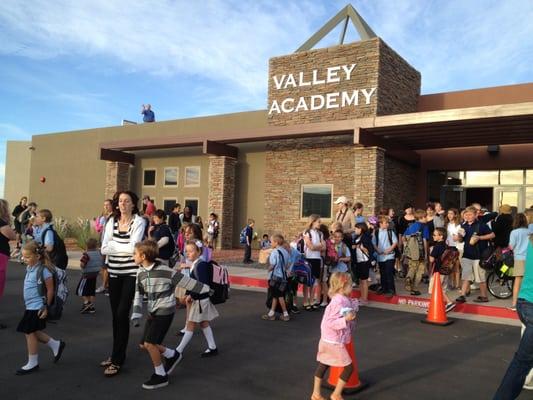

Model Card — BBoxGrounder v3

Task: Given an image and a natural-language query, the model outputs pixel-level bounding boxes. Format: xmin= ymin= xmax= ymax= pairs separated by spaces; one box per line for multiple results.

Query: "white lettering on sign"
xmin=269 ymin=63 xmax=377 ymax=115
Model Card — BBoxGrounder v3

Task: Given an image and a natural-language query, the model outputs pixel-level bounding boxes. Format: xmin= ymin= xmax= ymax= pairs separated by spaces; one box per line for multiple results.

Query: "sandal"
xmin=261 ymin=314 xmax=276 ymax=321
xmin=311 ymin=395 xmax=326 ymax=400
xmin=104 ymin=363 xmax=121 ymax=377
xmin=304 ymin=305 xmax=312 ymax=311
xmin=100 ymin=357 xmax=112 ymax=368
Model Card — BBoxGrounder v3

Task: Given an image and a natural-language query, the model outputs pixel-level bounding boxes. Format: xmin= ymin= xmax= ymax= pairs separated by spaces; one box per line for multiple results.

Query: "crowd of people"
xmin=1 ymin=191 xmax=533 ymax=397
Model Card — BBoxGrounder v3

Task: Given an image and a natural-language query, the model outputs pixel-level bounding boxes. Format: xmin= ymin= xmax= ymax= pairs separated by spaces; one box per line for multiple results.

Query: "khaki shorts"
xmin=460 ymin=258 xmax=485 ymax=283
xmin=513 ymin=259 xmax=525 ymax=277
xmin=428 ymin=273 xmax=448 ymax=294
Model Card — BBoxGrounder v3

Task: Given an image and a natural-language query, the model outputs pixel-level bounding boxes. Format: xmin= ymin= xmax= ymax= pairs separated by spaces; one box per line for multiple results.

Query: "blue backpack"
xmin=291 ymin=258 xmax=315 ymax=287
xmin=239 ymin=227 xmax=248 ymax=244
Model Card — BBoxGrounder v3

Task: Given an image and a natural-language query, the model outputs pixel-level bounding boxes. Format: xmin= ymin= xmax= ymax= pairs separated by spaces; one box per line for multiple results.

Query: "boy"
xmin=131 ymin=240 xmax=211 ymax=390
xmin=374 ymin=216 xmax=398 ymax=297
xmin=260 ymin=234 xmax=271 ymax=250
xmin=429 ymin=228 xmax=455 ymax=312
xmin=243 ymin=219 xmax=255 ymax=264
xmin=455 ymin=206 xmax=495 ymax=303
xmin=262 ymin=234 xmax=290 ymax=321
xmin=403 ymin=209 xmax=429 ymax=296
xmin=77 ymin=238 xmax=101 ymax=314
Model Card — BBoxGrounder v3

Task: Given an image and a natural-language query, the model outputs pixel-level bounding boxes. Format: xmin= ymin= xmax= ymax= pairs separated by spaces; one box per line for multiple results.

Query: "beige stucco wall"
xmin=234 ymin=148 xmax=266 ymax=247
xmin=22 ymin=110 xmax=267 ymax=222
xmin=4 ymin=141 xmax=32 ymax=209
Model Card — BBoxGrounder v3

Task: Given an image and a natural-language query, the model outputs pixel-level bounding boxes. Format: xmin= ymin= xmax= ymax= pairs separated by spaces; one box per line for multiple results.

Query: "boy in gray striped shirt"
xmin=131 ymin=240 xmax=210 ymax=390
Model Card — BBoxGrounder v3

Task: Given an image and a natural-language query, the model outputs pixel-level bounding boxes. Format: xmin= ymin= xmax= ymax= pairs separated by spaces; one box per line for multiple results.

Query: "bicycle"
xmin=486 ymin=269 xmax=514 ymax=299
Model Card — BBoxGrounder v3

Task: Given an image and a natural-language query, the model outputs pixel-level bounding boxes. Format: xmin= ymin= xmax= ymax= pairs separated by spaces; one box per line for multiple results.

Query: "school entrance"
xmin=428 ymin=169 xmax=533 ymax=212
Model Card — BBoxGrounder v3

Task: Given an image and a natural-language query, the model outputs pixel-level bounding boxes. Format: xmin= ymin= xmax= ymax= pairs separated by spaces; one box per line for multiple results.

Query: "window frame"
xmin=183 ymin=197 xmax=200 ymax=217
xmin=162 ymin=197 xmax=178 ymax=215
xmin=163 ymin=167 xmax=179 ymax=187
xmin=142 ymin=168 xmax=157 ymax=188
xmin=300 ymin=184 xmax=333 ymax=221
xmin=184 ymin=166 xmax=201 ymax=188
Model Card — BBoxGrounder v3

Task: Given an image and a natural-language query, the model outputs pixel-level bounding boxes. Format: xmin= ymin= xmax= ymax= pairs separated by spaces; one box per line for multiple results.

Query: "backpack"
xmin=404 ymin=225 xmax=425 ymax=261
xmin=208 ymin=261 xmax=230 ymax=304
xmin=438 ymin=246 xmax=460 ymax=275
xmin=291 ymin=258 xmax=315 ymax=286
xmin=37 ymin=266 xmax=68 ymax=321
xmin=41 ymin=227 xmax=69 ymax=270
xmin=324 ymin=239 xmax=338 ymax=266
xmin=239 ymin=227 xmax=248 ymax=245
xmin=480 ymin=246 xmax=498 ymax=270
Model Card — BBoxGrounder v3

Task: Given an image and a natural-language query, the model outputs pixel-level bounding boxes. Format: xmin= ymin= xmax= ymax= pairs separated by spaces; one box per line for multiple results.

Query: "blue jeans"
xmin=378 ymin=259 xmax=396 ymax=294
xmin=493 ymin=299 xmax=533 ymax=399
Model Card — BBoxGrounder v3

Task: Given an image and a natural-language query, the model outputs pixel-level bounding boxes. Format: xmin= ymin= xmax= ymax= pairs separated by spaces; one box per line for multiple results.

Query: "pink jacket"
xmin=320 ymin=294 xmax=359 ymax=344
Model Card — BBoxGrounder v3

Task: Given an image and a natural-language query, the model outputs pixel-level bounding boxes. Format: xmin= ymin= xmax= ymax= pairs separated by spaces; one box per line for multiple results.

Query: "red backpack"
xmin=438 ymin=246 xmax=460 ymax=275
xmin=324 ymin=239 xmax=338 ymax=266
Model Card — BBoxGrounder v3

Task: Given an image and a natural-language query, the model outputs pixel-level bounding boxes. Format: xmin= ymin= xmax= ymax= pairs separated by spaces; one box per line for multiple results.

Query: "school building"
xmin=4 ymin=5 xmax=533 ymax=248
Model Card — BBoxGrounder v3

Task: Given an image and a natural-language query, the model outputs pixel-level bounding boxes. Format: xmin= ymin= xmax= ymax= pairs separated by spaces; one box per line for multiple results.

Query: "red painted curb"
xmin=229 ymin=275 xmax=519 ymax=321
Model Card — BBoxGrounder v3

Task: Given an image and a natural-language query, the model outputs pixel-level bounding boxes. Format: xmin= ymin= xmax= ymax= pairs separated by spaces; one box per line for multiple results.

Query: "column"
xmin=105 ymin=161 xmax=130 ymax=200
xmin=353 ymin=146 xmax=385 ymax=214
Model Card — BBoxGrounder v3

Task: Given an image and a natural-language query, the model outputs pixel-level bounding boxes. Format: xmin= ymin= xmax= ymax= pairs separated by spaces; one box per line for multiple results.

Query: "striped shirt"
xmin=101 ymin=215 xmax=146 ymax=277
xmin=131 ymin=262 xmax=210 ymax=319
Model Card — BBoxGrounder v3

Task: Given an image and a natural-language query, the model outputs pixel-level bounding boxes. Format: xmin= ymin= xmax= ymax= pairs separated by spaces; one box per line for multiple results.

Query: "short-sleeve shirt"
xmin=33 ymin=223 xmax=54 ymax=247
xmin=461 ymin=221 xmax=492 ymax=260
xmin=333 ymin=243 xmax=351 ymax=273
xmin=518 ymin=241 xmax=533 ymax=302
xmin=24 ymin=264 xmax=53 ymax=310
xmin=404 ymin=222 xmax=430 ymax=240
xmin=398 ymin=216 xmax=416 ymax=235
xmin=152 ymin=224 xmax=174 ymax=260
xmin=373 ymin=229 xmax=398 ymax=262
xmin=304 ymin=229 xmax=322 ymax=259
xmin=269 ymin=247 xmax=289 ymax=280
xmin=0 ymin=219 xmax=11 ymax=257
xmin=430 ymin=242 xmax=446 ymax=274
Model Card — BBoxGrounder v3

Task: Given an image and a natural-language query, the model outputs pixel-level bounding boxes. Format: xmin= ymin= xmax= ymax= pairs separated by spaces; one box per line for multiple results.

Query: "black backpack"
xmin=41 ymin=227 xmax=69 ymax=270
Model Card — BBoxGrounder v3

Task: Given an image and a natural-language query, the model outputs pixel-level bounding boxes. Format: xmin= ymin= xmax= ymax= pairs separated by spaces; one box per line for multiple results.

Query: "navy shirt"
xmin=152 ymin=223 xmax=174 ymax=260
xmin=430 ymin=242 xmax=446 ymax=274
xmin=461 ymin=220 xmax=492 ymax=260
xmin=142 ymin=109 xmax=155 ymax=122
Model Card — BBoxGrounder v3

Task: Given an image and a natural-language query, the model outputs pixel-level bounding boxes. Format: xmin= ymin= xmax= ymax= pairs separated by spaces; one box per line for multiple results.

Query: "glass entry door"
xmin=494 ymin=187 xmax=524 ymax=214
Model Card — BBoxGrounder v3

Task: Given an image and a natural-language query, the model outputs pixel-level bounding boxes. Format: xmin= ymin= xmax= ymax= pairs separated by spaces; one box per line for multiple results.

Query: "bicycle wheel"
xmin=487 ymin=271 xmax=513 ymax=299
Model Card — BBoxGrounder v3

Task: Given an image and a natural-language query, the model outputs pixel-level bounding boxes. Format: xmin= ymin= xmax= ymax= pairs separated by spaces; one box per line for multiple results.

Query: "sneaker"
xmin=81 ymin=303 xmax=93 ymax=314
xmin=88 ymin=305 xmax=96 ymax=314
xmin=142 ymin=373 xmax=169 ymax=390
xmin=319 ymin=302 xmax=328 ymax=307
xmin=410 ymin=290 xmax=421 ymax=296
xmin=200 ymin=348 xmax=218 ymax=358
xmin=455 ymin=295 xmax=466 ymax=303
xmin=290 ymin=307 xmax=300 ymax=315
xmin=104 ymin=290 xmax=109 ymax=297
xmin=445 ymin=303 xmax=456 ymax=313
xmin=164 ymin=351 xmax=182 ymax=374
xmin=473 ymin=296 xmax=489 ymax=303
xmin=80 ymin=302 xmax=89 ymax=311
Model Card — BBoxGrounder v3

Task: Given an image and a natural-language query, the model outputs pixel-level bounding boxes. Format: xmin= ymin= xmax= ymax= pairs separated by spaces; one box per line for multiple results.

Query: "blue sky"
xmin=1 ymin=0 xmax=532 ymax=196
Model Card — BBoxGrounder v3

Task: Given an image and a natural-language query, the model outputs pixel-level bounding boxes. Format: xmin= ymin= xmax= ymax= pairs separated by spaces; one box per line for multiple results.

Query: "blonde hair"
xmin=414 ymin=209 xmax=427 ymax=221
xmin=328 ymin=272 xmax=353 ymax=297
xmin=307 ymin=214 xmax=321 ymax=230
xmin=0 ymin=199 xmax=10 ymax=224
xmin=22 ymin=240 xmax=55 ymax=271
xmin=271 ymin=233 xmax=284 ymax=246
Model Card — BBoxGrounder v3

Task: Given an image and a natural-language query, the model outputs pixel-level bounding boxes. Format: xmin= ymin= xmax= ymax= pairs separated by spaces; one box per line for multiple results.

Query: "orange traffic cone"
xmin=421 ymin=271 xmax=454 ymax=326
xmin=325 ymin=341 xmax=368 ymax=394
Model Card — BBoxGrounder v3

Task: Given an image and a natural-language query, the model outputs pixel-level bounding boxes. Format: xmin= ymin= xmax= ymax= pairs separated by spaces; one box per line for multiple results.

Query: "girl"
xmin=1 ymin=199 xmax=17 ymax=329
xmin=311 ymin=272 xmax=358 ymax=400
xmin=100 ymin=191 xmax=146 ymax=377
xmin=445 ymin=208 xmax=462 ymax=290
xmin=303 ymin=215 xmax=326 ymax=311
xmin=175 ymin=241 xmax=219 ymax=358
xmin=206 ymin=213 xmax=219 ymax=249
xmin=16 ymin=241 xmax=66 ymax=375
xmin=509 ymin=213 xmax=530 ymax=310
xmin=354 ymin=222 xmax=373 ymax=304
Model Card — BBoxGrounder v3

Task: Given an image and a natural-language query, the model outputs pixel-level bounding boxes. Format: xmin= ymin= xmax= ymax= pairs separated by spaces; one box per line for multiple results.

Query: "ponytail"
xmin=23 ymin=240 xmax=56 ymax=272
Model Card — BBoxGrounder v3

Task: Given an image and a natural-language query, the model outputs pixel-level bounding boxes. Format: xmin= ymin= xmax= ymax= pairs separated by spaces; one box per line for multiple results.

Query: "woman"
xmin=100 ymin=191 xmax=146 ymax=377
xmin=303 ymin=214 xmax=326 ymax=311
xmin=334 ymin=196 xmax=355 ymax=237
xmin=509 ymin=213 xmax=530 ymax=311
xmin=11 ymin=196 xmax=27 ymax=256
xmin=492 ymin=204 xmax=514 ymax=249
xmin=1 ymin=199 xmax=17 ymax=329
xmin=425 ymin=203 xmax=437 ymax=244
xmin=445 ymin=208 xmax=463 ymax=289
xmin=149 ymin=209 xmax=175 ymax=266
xmin=180 ymin=206 xmax=196 ymax=225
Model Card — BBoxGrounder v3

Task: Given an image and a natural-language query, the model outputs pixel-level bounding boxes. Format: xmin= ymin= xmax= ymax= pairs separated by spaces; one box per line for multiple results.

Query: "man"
xmin=142 ymin=196 xmax=156 ymax=217
xmin=168 ymin=203 xmax=182 ymax=240
xmin=141 ymin=104 xmax=155 ymax=123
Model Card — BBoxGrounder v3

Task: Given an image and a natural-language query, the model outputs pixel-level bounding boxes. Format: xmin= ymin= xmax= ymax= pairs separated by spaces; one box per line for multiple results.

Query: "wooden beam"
xmin=354 ymin=128 xmax=420 ymax=167
xmin=100 ymin=148 xmax=135 ymax=165
xmin=203 ymin=140 xmax=238 ymax=159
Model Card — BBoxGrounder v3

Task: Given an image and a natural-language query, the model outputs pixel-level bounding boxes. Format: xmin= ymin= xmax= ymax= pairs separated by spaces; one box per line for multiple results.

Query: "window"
xmin=465 ymin=171 xmax=498 ymax=186
xmin=163 ymin=167 xmax=178 ymax=187
xmin=184 ymin=198 xmax=199 ymax=216
xmin=301 ymin=185 xmax=332 ymax=219
xmin=143 ymin=169 xmax=156 ymax=187
xmin=500 ymin=170 xmax=523 ymax=185
xmin=184 ymin=166 xmax=201 ymax=187
xmin=526 ymin=170 xmax=533 ymax=184
xmin=163 ymin=198 xmax=177 ymax=215
xmin=527 ymin=188 xmax=533 ymax=210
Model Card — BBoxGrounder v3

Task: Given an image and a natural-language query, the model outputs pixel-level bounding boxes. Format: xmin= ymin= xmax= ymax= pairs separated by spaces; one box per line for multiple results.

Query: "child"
xmin=429 ymin=228 xmax=455 ymax=313
xmin=373 ymin=216 xmax=398 ymax=298
xmin=403 ymin=209 xmax=430 ymax=296
xmin=354 ymin=223 xmax=374 ymax=304
xmin=311 ymin=272 xmax=358 ymax=400
xmin=16 ymin=241 xmax=66 ymax=375
xmin=243 ymin=219 xmax=255 ymax=264
xmin=206 ymin=213 xmax=219 ymax=249
xmin=262 ymin=234 xmax=290 ymax=321
xmin=260 ymin=234 xmax=271 ymax=250
xmin=331 ymin=230 xmax=351 ymax=274
xmin=174 ymin=240 xmax=219 ymax=360
xmin=77 ymin=238 xmax=102 ymax=314
xmin=303 ymin=215 xmax=326 ymax=310
xmin=131 ymin=240 xmax=211 ymax=390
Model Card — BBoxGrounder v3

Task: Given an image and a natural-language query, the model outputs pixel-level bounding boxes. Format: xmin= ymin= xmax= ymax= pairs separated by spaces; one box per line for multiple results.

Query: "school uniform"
xmin=76 ymin=249 xmax=102 ymax=297
xmin=187 ymin=259 xmax=218 ymax=323
xmin=268 ymin=247 xmax=290 ymax=298
xmin=17 ymin=263 xmax=52 ymax=334
xmin=304 ymin=229 xmax=323 ymax=280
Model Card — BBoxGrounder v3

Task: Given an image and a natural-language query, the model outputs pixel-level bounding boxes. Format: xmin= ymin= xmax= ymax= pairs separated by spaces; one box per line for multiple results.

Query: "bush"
xmin=53 ymin=217 xmax=71 ymax=240
xmin=71 ymin=218 xmax=100 ymax=250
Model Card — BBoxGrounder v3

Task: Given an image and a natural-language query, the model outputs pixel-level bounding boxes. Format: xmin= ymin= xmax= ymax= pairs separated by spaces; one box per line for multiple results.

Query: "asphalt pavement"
xmin=0 ymin=261 xmax=529 ymax=399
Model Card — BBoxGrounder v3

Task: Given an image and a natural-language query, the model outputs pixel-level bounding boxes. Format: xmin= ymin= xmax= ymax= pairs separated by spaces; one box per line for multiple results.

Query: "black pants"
xmin=108 ymin=275 xmax=136 ymax=365
xmin=378 ymin=259 xmax=396 ymax=294
xmin=243 ymin=244 xmax=252 ymax=262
